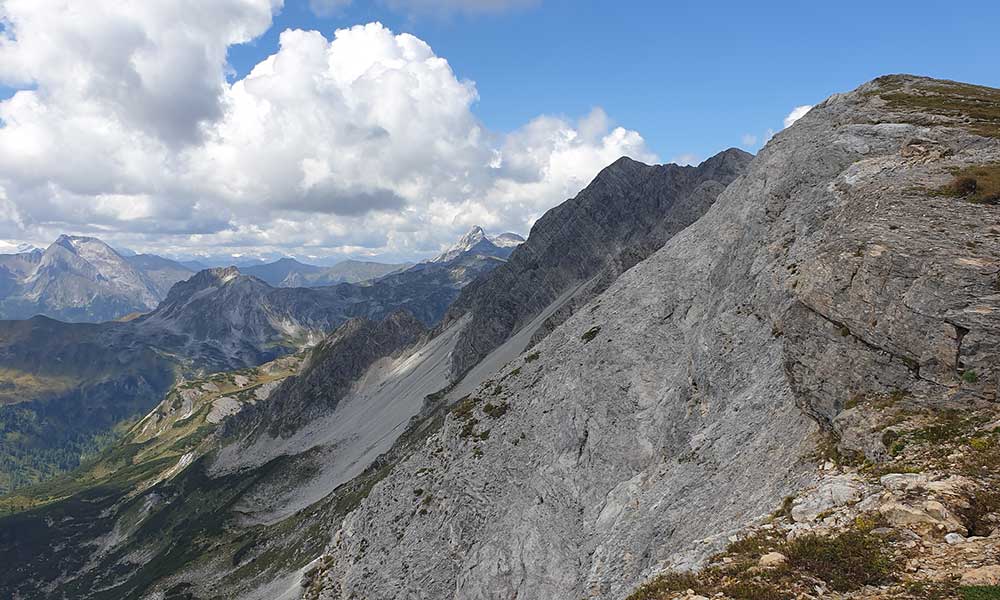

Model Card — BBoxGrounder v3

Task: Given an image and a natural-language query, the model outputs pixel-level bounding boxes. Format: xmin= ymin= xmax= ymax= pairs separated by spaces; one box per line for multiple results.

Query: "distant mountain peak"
xmin=455 ymin=225 xmax=487 ymax=248
xmin=202 ymin=266 xmax=243 ymax=284
xmin=489 ymin=232 xmax=525 ymax=248
xmin=0 ymin=240 xmax=41 ymax=255
xmin=53 ymin=233 xmax=102 ymax=246
xmin=430 ymin=225 xmax=521 ymax=264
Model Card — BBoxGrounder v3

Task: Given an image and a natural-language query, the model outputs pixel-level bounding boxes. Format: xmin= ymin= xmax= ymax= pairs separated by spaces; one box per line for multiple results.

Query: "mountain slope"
xmin=303 ymin=75 xmax=1000 ymax=599
xmin=0 ymin=237 xmax=195 ymax=322
xmin=242 ymin=258 xmax=411 ymax=287
xmin=4 ymin=75 xmax=998 ymax=600
xmin=124 ymin=253 xmax=196 ymax=299
xmin=240 ymin=258 xmax=326 ymax=286
xmin=0 ymin=147 xmax=747 ymax=597
xmin=0 ymin=228 xmax=512 ymax=492
xmin=441 ymin=148 xmax=751 ymax=378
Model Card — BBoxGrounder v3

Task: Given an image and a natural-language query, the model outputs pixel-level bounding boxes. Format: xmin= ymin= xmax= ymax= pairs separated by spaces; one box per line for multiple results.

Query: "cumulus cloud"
xmin=740 ymin=133 xmax=758 ymax=148
xmin=783 ymin=105 xmax=813 ymax=129
xmin=670 ymin=153 xmax=700 ymax=167
xmin=0 ymin=9 xmax=654 ymax=261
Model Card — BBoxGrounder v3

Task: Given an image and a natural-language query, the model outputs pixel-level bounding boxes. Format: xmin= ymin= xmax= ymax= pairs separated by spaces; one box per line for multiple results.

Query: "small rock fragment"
xmin=945 ymin=532 xmax=966 ymax=545
xmin=758 ymin=552 xmax=787 ymax=568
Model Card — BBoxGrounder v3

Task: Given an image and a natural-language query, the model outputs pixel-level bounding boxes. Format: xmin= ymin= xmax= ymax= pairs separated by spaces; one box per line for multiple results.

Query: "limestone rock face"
xmin=311 ymin=76 xmax=1000 ymax=600
xmin=223 ymin=309 xmax=428 ymax=440
xmin=441 ymin=149 xmax=752 ymax=379
xmin=790 ymin=475 xmax=865 ymax=523
xmin=0 ymin=235 xmax=180 ymax=322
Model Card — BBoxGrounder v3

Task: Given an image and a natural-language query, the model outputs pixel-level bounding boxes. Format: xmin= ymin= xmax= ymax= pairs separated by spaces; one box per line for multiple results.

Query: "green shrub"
xmin=625 ymin=571 xmax=702 ymax=600
xmin=971 ymin=436 xmax=993 ymax=452
xmin=459 ymin=418 xmax=479 ymax=438
xmin=581 ymin=326 xmax=601 ymax=343
xmin=782 ymin=530 xmax=895 ymax=591
xmin=451 ymin=395 xmax=478 ymax=420
xmin=962 ymin=586 xmax=1000 ymax=600
xmin=482 ymin=402 xmax=508 ymax=419
xmin=721 ymin=581 xmax=791 ymax=600
xmin=952 ymin=176 xmax=979 ymax=196
xmin=939 ymin=165 xmax=1000 ymax=204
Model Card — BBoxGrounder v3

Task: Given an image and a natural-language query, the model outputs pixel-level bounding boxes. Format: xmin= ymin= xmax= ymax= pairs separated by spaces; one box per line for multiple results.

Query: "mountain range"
xmin=1 ymin=75 xmax=998 ymax=600
xmin=238 ymin=258 xmax=411 ymax=288
xmin=0 ymin=227 xmax=520 ymax=492
xmin=0 ymin=233 xmax=510 ymax=323
xmin=0 ymin=235 xmax=188 ymax=323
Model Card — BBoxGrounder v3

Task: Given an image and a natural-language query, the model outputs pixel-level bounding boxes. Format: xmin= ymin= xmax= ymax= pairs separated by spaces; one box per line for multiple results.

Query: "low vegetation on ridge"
xmin=627 ymin=391 xmax=1000 ymax=600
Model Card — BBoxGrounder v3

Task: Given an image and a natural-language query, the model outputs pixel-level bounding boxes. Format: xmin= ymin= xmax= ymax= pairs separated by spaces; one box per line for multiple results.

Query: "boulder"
xmin=961 ymin=565 xmax=1000 ymax=586
xmin=878 ymin=500 xmax=966 ymax=534
xmin=791 ymin=476 xmax=864 ymax=522
xmin=758 ymin=552 xmax=788 ymax=568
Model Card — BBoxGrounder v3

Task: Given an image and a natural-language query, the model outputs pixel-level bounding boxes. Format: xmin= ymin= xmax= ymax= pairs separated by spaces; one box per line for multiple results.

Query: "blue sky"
xmin=228 ymin=0 xmax=1000 ymax=162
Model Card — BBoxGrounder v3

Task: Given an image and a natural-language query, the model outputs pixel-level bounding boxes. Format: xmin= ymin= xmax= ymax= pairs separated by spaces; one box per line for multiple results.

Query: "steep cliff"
xmin=2 ymin=75 xmax=998 ymax=600
xmin=308 ymin=76 xmax=1000 ymax=599
xmin=442 ymin=148 xmax=751 ymax=379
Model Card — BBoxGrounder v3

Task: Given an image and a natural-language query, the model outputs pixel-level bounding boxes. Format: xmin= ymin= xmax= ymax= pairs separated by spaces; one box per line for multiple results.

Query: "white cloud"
xmin=740 ymin=133 xmax=758 ymax=148
xmin=0 ymin=11 xmax=654 ymax=261
xmin=670 ymin=153 xmax=700 ymax=167
xmin=783 ymin=105 xmax=812 ymax=129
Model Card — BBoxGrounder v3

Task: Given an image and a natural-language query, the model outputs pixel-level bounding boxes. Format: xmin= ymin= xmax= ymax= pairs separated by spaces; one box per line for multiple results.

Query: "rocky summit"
xmin=0 ymin=235 xmax=195 ymax=323
xmin=0 ymin=75 xmax=999 ymax=600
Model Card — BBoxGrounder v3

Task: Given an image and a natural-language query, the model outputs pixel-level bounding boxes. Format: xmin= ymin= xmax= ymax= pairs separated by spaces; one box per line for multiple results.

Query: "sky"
xmin=0 ymin=0 xmax=998 ymax=263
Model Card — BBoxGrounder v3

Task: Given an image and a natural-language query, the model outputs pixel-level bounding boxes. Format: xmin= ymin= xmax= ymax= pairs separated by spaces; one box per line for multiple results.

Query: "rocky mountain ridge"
xmin=429 ymin=226 xmax=524 ymax=264
xmin=1 ymin=75 xmax=998 ymax=600
xmin=0 ymin=228 xmax=512 ymax=493
xmin=240 ymin=257 xmax=412 ymax=288
xmin=441 ymin=148 xmax=752 ymax=378
xmin=299 ymin=75 xmax=1000 ymax=600
xmin=0 ymin=235 xmax=195 ymax=322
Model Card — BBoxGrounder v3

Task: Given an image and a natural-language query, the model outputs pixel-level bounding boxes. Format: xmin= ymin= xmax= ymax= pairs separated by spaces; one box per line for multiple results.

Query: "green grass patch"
xmin=879 ymin=79 xmax=1000 ymax=139
xmin=783 ymin=529 xmax=895 ymax=591
xmin=628 ymin=521 xmax=894 ymax=600
xmin=963 ymin=586 xmax=1000 ymax=600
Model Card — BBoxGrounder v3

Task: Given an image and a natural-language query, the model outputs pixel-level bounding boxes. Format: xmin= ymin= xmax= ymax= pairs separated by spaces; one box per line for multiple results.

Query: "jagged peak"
xmin=199 ymin=266 xmax=242 ymax=283
xmin=455 ymin=225 xmax=487 ymax=246
xmin=429 ymin=226 xmax=497 ymax=263
xmin=50 ymin=234 xmax=110 ymax=252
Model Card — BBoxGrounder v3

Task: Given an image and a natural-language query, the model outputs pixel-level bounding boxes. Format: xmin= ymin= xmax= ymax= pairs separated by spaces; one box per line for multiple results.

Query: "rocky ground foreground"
xmin=628 ymin=389 xmax=1000 ymax=599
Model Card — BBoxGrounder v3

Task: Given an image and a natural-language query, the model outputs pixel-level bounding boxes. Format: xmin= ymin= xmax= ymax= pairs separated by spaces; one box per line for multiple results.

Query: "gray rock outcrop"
xmin=309 ymin=75 xmax=1000 ymax=600
xmin=442 ymin=148 xmax=752 ymax=379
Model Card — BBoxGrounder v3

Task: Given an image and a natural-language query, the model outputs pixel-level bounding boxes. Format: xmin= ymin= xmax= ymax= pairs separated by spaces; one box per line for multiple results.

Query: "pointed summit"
xmin=430 ymin=226 xmax=493 ymax=263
